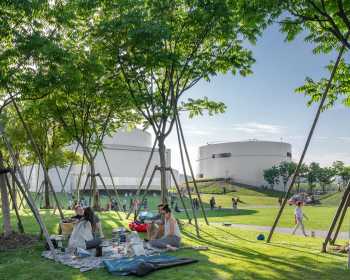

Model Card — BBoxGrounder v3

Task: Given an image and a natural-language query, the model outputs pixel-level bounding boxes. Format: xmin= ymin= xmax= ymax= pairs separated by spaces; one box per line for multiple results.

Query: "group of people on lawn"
xmin=66 ymin=203 xmax=181 ymax=251
xmin=66 ymin=196 xmax=308 ymax=253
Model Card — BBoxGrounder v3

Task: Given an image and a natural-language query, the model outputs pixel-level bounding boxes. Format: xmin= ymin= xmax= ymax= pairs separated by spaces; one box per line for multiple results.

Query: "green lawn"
xmin=179 ymin=206 xmax=350 ymax=231
xmin=0 ymin=210 xmax=349 ymax=280
xmin=2 ymin=188 xmax=350 ymax=279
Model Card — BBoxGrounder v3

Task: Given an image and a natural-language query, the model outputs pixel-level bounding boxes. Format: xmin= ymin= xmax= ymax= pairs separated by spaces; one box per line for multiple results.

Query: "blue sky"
xmin=163 ymin=23 xmax=350 ymax=172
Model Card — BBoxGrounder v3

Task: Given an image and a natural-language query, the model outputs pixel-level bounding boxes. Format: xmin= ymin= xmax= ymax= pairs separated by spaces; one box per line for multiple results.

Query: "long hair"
xmin=83 ymin=207 xmax=96 ymax=231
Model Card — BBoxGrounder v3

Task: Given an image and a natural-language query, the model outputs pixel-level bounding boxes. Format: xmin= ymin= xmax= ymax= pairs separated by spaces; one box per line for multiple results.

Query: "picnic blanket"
xmin=42 ymin=249 xmax=113 ymax=272
xmin=42 ymin=242 xmax=199 ymax=274
xmin=103 ymin=254 xmax=198 ymax=277
xmin=41 ymin=243 xmax=167 ymax=272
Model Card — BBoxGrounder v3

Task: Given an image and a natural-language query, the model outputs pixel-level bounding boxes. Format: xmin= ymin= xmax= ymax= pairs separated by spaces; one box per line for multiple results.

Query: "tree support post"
xmin=175 ymin=120 xmax=200 ymax=237
xmin=96 ymin=173 xmax=122 ymax=220
xmin=168 ymin=167 xmax=192 ymax=223
xmin=126 ymin=138 xmax=158 ymax=219
xmin=267 ymin=43 xmax=347 ymax=243
xmin=331 ymin=190 xmax=350 ymax=245
xmin=5 ymin=175 xmax=24 ymax=233
xmin=101 ymin=149 xmax=123 ymax=214
xmin=10 ymin=95 xmax=64 ymax=219
xmin=1 ymin=131 xmax=57 ymax=258
xmin=176 ymin=113 xmax=209 ymax=226
xmin=322 ymin=181 xmax=350 ymax=251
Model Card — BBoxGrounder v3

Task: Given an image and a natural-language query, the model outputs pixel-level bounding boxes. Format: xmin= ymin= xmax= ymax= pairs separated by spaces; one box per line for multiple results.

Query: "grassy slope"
xmin=319 ymin=191 xmax=344 ymax=206
xmin=0 ymin=210 xmax=349 ymax=280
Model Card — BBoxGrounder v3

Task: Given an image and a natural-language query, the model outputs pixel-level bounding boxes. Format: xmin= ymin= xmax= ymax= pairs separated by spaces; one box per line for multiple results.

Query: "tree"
xmin=2 ymin=104 xmax=81 ymax=209
xmin=278 ymin=161 xmax=297 ymax=192
xmin=93 ymin=0 xmax=275 ymax=202
xmin=275 ymin=1 xmax=350 ymax=110
xmin=306 ymin=162 xmax=320 ymax=192
xmin=332 ymin=161 xmax=350 ymax=190
xmin=0 ymin=0 xmax=74 ymax=228
xmin=296 ymin=163 xmax=309 ymax=193
xmin=317 ymin=166 xmax=336 ymax=193
xmin=45 ymin=50 xmax=140 ymax=210
xmin=279 ymin=0 xmax=350 ymax=51
xmin=264 ymin=166 xmax=280 ymax=189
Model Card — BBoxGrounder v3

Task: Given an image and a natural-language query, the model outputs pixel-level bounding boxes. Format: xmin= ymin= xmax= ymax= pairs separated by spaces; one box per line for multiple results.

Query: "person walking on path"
xmin=292 ymin=201 xmax=309 ymax=237
xmin=278 ymin=196 xmax=282 ymax=207
xmin=210 ymin=196 xmax=216 ymax=210
xmin=232 ymin=197 xmax=237 ymax=210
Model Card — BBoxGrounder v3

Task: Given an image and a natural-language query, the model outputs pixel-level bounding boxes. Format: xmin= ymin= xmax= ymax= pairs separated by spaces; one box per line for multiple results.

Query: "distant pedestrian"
xmin=174 ymin=202 xmax=181 ymax=212
xmin=129 ymin=198 xmax=134 ymax=211
xmin=210 ymin=196 xmax=216 ymax=210
xmin=232 ymin=197 xmax=237 ymax=210
xmin=278 ymin=196 xmax=282 ymax=207
xmin=122 ymin=199 xmax=127 ymax=212
xmin=292 ymin=201 xmax=309 ymax=237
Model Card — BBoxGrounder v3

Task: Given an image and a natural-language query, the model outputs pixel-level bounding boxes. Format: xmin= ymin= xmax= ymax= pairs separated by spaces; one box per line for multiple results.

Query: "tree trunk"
xmin=90 ymin=159 xmax=99 ymax=210
xmin=0 ymin=153 xmax=12 ymax=237
xmin=158 ymin=135 xmax=168 ymax=204
xmin=43 ymin=168 xmax=51 ymax=209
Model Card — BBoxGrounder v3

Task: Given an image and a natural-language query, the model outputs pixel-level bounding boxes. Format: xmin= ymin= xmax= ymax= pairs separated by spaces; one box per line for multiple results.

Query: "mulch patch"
xmin=0 ymin=232 xmax=39 ymax=251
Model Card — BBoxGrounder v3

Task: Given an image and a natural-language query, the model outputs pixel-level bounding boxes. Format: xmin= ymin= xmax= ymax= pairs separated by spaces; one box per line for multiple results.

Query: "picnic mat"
xmin=103 ymin=255 xmax=198 ymax=277
xmin=42 ymin=249 xmax=112 ymax=272
xmin=41 ymin=244 xmax=173 ymax=273
xmin=42 ymin=243 xmax=198 ymax=274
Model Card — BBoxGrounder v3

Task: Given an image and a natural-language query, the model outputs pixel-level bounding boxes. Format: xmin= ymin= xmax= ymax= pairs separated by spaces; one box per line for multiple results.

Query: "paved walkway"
xmin=211 ymin=222 xmax=350 ymax=240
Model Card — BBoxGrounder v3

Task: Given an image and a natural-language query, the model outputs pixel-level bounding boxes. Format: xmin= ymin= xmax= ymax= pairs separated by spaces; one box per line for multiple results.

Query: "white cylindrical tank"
xmin=197 ymin=140 xmax=292 ymax=187
xmin=104 ymin=128 xmax=152 ymax=147
xmin=26 ymin=128 xmax=171 ymax=193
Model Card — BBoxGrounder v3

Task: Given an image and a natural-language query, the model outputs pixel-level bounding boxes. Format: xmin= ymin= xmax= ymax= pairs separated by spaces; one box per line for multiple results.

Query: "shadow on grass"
xmin=176 ymin=209 xmax=258 ymax=222
xmin=180 ymin=225 xmax=348 ymax=280
xmin=0 ymin=216 xmax=348 ymax=280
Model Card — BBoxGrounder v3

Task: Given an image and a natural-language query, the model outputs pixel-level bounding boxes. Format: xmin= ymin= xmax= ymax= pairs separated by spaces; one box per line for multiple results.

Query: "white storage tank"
xmin=26 ymin=128 xmax=171 ymax=193
xmin=197 ymin=140 xmax=292 ymax=188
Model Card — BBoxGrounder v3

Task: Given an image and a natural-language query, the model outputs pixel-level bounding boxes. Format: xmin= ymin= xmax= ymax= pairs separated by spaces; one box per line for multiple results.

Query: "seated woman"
xmin=149 ymin=205 xmax=181 ymax=250
xmin=71 ymin=204 xmax=104 ymax=239
xmin=68 ymin=207 xmax=101 ymax=250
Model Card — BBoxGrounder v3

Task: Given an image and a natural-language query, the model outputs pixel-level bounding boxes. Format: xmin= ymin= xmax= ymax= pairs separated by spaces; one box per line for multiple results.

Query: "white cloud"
xmin=336 ymin=137 xmax=350 ymax=143
xmin=232 ymin=122 xmax=284 ymax=135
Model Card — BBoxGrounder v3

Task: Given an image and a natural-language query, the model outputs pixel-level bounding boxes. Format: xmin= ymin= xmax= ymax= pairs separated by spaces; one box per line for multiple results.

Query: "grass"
xmin=319 ymin=191 xmax=344 ymax=206
xmin=0 ymin=210 xmax=350 ymax=280
xmin=190 ymin=181 xmax=283 ymax=197
xmin=2 ymin=186 xmax=350 ymax=279
xmin=179 ymin=206 xmax=350 ymax=232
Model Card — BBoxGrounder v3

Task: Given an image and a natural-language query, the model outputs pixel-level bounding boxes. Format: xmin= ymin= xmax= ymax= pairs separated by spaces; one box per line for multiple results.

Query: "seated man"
xmin=149 ymin=205 xmax=181 ymax=250
xmin=145 ymin=203 xmax=165 ymax=241
xmin=72 ymin=204 xmax=104 ymax=238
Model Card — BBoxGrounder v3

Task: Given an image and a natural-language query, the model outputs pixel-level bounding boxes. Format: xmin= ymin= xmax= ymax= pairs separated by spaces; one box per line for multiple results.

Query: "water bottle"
xmin=119 ymin=228 xmax=126 ymax=244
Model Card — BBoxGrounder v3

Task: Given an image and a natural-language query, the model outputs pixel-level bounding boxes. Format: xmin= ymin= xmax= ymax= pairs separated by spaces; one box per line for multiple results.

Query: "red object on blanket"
xmin=129 ymin=222 xmax=149 ymax=232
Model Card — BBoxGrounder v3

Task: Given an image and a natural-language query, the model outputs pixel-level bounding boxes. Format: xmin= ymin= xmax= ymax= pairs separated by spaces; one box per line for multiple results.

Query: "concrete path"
xmin=211 ymin=222 xmax=350 ymax=240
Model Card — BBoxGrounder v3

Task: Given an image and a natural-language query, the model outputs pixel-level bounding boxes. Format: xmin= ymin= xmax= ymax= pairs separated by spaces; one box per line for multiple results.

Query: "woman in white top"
xmin=149 ymin=205 xmax=181 ymax=249
xmin=68 ymin=207 xmax=100 ymax=249
xmin=292 ymin=201 xmax=309 ymax=237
